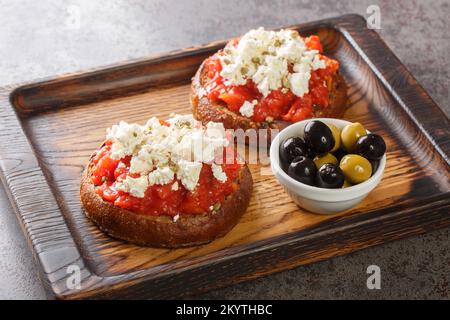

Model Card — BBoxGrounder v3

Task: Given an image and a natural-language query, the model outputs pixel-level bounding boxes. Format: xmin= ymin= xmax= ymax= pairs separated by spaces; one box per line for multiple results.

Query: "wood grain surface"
xmin=0 ymin=15 xmax=449 ymax=299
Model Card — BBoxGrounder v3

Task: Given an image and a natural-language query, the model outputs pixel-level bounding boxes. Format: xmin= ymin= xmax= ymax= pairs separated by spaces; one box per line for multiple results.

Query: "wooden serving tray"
xmin=0 ymin=15 xmax=449 ymax=299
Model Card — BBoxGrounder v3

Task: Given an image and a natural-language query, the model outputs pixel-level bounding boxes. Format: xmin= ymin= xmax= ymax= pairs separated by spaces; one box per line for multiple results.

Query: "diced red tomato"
xmin=252 ymin=102 xmax=269 ymax=122
xmin=291 ymin=105 xmax=314 ymax=122
xmin=264 ymin=89 xmax=296 ymax=118
xmin=180 ymin=191 xmax=205 ymax=214
xmin=114 ymin=194 xmax=141 ymax=212
xmin=91 ymin=154 xmax=119 ymax=185
xmin=219 ymin=86 xmax=255 ymax=111
xmin=282 ymin=94 xmax=314 ymax=122
xmin=205 ymin=57 xmax=223 ymax=79
xmin=310 ymin=85 xmax=329 ymax=108
xmin=92 ymin=145 xmax=110 ymax=165
xmin=153 ymin=183 xmax=170 ymax=200
xmin=305 ymin=35 xmax=323 ymax=53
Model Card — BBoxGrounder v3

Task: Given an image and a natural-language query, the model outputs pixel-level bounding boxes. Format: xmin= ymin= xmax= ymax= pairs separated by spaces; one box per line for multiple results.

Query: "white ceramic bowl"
xmin=270 ymin=118 xmax=386 ymax=214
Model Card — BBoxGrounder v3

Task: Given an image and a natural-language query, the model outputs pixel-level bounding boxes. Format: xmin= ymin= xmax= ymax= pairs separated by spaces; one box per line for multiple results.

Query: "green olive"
xmin=341 ymin=122 xmax=367 ymax=152
xmin=313 ymin=153 xmax=338 ymax=169
xmin=342 ymin=180 xmax=353 ymax=188
xmin=339 ymin=154 xmax=372 ymax=184
xmin=327 ymin=123 xmax=341 ymax=152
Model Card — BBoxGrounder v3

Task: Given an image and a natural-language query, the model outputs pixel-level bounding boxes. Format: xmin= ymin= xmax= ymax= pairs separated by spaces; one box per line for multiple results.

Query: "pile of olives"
xmin=279 ymin=120 xmax=386 ymax=189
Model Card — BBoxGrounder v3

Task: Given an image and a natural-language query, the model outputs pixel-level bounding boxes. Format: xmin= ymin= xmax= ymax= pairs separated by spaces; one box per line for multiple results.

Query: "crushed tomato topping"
xmin=91 ymin=141 xmax=242 ymax=217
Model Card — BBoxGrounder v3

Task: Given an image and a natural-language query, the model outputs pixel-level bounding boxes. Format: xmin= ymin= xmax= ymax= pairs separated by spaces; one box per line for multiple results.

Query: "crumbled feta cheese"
xmin=312 ymin=54 xmax=326 ymax=70
xmin=218 ymin=27 xmax=326 ymax=98
xmin=203 ymin=136 xmax=227 ymax=163
xmin=206 ymin=122 xmax=226 ymax=139
xmin=167 ymin=114 xmax=199 ymax=128
xmin=144 ymin=117 xmax=162 ymax=131
xmin=289 ymin=71 xmax=311 ymax=97
xmin=106 ymin=115 xmax=231 ymax=197
xmin=173 ymin=129 xmax=227 ymax=163
xmin=212 ymin=163 xmax=227 ymax=183
xmin=173 ymin=131 xmax=201 ymax=162
xmin=148 ymin=167 xmax=175 ymax=186
xmin=107 ymin=121 xmax=146 ymax=160
xmin=115 ymin=175 xmax=148 ymax=198
xmin=130 ymin=146 xmax=154 ymax=173
xmin=173 ymin=214 xmax=180 ymax=222
xmin=177 ymin=160 xmax=202 ymax=191
xmin=239 ymin=101 xmax=255 ymax=118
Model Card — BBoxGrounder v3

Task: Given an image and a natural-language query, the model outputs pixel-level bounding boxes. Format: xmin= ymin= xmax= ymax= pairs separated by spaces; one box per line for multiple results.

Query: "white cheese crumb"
xmin=144 ymin=117 xmax=162 ymax=132
xmin=212 ymin=163 xmax=228 ymax=183
xmin=148 ymin=167 xmax=175 ymax=186
xmin=289 ymin=71 xmax=311 ymax=97
xmin=239 ymin=101 xmax=255 ymax=118
xmin=107 ymin=121 xmax=146 ymax=160
xmin=176 ymin=160 xmax=202 ymax=191
xmin=206 ymin=122 xmax=226 ymax=139
xmin=115 ymin=175 xmax=148 ymax=198
xmin=130 ymin=146 xmax=154 ymax=174
xmin=312 ymin=54 xmax=326 ymax=70
xmin=173 ymin=214 xmax=180 ymax=222
xmin=167 ymin=114 xmax=199 ymax=128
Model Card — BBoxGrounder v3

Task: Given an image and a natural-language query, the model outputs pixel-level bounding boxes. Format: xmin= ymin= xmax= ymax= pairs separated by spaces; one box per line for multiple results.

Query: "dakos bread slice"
xmin=191 ymin=29 xmax=347 ymax=134
xmin=80 ymin=115 xmax=253 ymax=248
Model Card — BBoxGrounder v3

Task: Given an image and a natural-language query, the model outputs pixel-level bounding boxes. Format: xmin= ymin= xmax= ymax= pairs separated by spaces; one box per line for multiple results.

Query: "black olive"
xmin=316 ymin=163 xmax=345 ymax=188
xmin=302 ymin=144 xmax=316 ymax=159
xmin=304 ymin=120 xmax=335 ymax=154
xmin=287 ymin=156 xmax=317 ymax=186
xmin=370 ymin=160 xmax=380 ymax=175
xmin=332 ymin=148 xmax=347 ymax=162
xmin=279 ymin=137 xmax=314 ymax=170
xmin=355 ymin=133 xmax=386 ymax=160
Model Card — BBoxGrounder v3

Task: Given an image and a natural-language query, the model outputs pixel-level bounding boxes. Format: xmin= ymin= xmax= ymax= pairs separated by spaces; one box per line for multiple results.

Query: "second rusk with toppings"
xmin=191 ymin=28 xmax=348 ymax=133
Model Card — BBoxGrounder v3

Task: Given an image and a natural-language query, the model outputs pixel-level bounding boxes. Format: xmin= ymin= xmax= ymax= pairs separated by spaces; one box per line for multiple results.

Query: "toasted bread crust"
xmin=191 ymin=60 xmax=348 ymax=134
xmin=80 ymin=158 xmax=253 ymax=248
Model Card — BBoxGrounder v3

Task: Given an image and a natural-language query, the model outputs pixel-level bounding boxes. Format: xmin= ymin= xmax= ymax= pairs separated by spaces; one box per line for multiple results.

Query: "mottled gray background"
xmin=0 ymin=0 xmax=449 ymax=299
